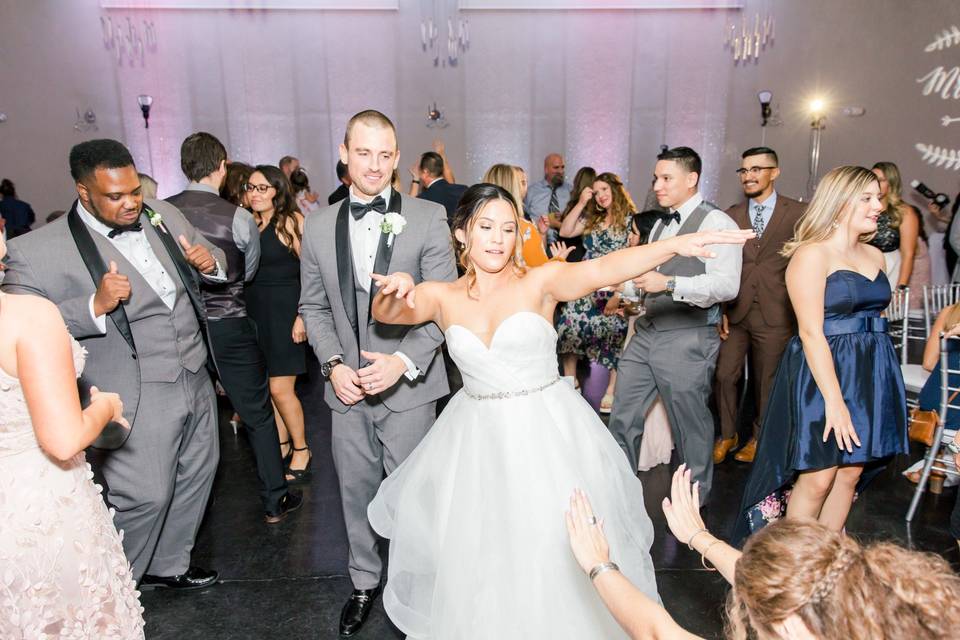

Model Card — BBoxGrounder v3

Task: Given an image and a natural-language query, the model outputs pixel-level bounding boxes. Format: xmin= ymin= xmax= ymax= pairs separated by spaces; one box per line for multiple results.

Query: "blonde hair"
xmin=872 ymin=161 xmax=905 ymax=228
xmin=583 ymin=172 xmax=636 ymax=234
xmin=781 ymin=166 xmax=879 ymax=257
xmin=482 ymin=163 xmax=526 ymax=218
xmin=942 ymin=302 xmax=960 ymax=332
xmin=726 ymin=519 xmax=960 ymax=640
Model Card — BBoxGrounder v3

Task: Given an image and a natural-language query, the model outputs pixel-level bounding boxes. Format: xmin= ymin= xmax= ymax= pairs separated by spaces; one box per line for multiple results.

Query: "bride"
xmin=367 ymin=183 xmax=750 ymax=639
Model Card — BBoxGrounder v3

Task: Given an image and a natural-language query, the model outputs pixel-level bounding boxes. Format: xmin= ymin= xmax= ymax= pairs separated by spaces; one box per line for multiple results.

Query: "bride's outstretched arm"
xmin=540 ymin=229 xmax=753 ymax=303
xmin=370 ymin=272 xmax=443 ymax=326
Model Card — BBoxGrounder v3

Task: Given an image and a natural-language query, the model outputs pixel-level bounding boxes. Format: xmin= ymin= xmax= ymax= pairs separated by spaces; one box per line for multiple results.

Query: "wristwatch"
xmin=947 ymin=440 xmax=960 ymax=455
xmin=664 ymin=276 xmax=676 ymax=295
xmin=321 ymin=356 xmax=343 ymax=378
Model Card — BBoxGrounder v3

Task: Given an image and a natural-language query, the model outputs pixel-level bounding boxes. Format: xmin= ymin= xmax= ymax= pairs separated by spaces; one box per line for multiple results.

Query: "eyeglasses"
xmin=735 ymin=166 xmax=777 ymax=176
xmin=243 ymin=183 xmax=274 ymax=194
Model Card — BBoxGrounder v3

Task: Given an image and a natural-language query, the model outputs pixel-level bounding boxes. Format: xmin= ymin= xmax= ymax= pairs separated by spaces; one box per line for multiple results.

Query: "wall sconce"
xmin=807 ymin=98 xmax=827 ymax=198
xmin=74 ymin=108 xmax=99 ymax=133
xmin=758 ymin=90 xmax=773 ymax=126
xmin=137 ymin=94 xmax=153 ymax=129
xmin=0 ymin=112 xmax=7 ymax=124
xmin=426 ymin=102 xmax=449 ymax=129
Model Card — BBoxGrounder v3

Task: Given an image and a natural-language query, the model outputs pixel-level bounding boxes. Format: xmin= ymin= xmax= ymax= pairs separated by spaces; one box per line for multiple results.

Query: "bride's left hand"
xmin=372 ymin=272 xmax=416 ymax=308
xmin=565 ymin=489 xmax=610 ymax=574
xmin=669 ymin=229 xmax=754 ymax=258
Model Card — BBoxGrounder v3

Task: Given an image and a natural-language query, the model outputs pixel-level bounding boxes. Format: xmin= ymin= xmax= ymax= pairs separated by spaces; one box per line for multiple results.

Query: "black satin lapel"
xmin=336 ymin=200 xmax=359 ymax=342
xmin=67 ymin=202 xmax=136 ymax=353
xmin=367 ymin=190 xmax=402 ymax=322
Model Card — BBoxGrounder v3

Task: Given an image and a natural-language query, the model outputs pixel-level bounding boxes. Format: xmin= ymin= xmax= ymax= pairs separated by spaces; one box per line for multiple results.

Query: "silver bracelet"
xmin=589 ymin=562 xmax=620 ymax=581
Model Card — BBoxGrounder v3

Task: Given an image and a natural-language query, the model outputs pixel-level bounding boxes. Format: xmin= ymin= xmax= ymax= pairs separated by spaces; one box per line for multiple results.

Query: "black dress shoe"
xmin=339 ymin=586 xmax=380 ymax=636
xmin=140 ymin=566 xmax=219 ymax=591
xmin=264 ymin=490 xmax=303 ymax=524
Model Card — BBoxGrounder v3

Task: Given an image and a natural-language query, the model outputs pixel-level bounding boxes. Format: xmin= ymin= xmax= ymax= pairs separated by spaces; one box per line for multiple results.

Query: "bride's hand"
xmin=565 ymin=489 xmax=610 ymax=574
xmin=371 ymin=272 xmax=416 ymax=308
xmin=662 ymin=464 xmax=707 ymax=546
xmin=89 ymin=386 xmax=130 ymax=431
xmin=668 ymin=229 xmax=754 ymax=258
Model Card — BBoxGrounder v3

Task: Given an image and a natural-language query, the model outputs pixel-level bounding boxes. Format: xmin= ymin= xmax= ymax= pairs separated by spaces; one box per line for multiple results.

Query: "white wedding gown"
xmin=368 ymin=311 xmax=659 ymax=639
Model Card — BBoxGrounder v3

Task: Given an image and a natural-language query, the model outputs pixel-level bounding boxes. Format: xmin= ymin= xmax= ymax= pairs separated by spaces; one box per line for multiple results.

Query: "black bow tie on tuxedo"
xmin=107 ymin=222 xmax=143 ymax=238
xmin=662 ymin=212 xmax=681 ymax=226
xmin=349 ymin=196 xmax=387 ymax=220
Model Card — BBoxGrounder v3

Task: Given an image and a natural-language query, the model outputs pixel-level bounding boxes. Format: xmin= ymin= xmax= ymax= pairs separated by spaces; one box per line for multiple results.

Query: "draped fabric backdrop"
xmin=0 ymin=0 xmax=957 ymax=218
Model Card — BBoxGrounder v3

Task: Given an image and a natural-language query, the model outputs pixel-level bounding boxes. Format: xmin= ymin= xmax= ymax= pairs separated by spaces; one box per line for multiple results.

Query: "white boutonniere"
xmin=145 ymin=209 xmax=167 ymax=233
xmin=380 ymin=212 xmax=407 ymax=247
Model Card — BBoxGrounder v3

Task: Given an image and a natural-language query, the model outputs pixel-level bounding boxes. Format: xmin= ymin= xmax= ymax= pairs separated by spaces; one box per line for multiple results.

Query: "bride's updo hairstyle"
xmin=726 ymin=519 xmax=960 ymax=640
xmin=451 ymin=183 xmax=527 ymax=298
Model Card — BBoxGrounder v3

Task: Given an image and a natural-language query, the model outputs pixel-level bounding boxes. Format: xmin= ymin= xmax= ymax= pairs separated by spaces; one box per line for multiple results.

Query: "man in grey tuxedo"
xmin=299 ymin=110 xmax=457 ymax=636
xmin=2 ymin=139 xmax=225 ymax=589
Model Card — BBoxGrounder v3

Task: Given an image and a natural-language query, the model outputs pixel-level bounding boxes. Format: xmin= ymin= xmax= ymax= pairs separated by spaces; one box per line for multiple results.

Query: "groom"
xmin=299 ymin=109 xmax=457 ymax=636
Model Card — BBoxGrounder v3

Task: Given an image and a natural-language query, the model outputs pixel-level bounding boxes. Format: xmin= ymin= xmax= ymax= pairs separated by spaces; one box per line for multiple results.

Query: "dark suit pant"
xmin=714 ymin=311 xmax=794 ymax=440
xmin=608 ymin=324 xmax=720 ymax=503
xmin=209 ymin=317 xmax=288 ymax=512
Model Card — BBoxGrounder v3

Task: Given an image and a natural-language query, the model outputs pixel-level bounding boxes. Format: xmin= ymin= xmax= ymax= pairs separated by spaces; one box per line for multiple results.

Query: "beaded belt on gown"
xmin=463 ymin=377 xmax=560 ymax=400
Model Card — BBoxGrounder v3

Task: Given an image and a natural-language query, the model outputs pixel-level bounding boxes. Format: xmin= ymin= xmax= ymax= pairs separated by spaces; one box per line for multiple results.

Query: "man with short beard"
xmin=713 ymin=147 xmax=805 ymax=464
xmin=298 ymin=110 xmax=457 ymax=636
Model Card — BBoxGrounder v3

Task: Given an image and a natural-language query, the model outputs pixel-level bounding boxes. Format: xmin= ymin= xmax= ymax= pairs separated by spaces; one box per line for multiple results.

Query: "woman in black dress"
xmin=245 ymin=166 xmax=311 ymax=482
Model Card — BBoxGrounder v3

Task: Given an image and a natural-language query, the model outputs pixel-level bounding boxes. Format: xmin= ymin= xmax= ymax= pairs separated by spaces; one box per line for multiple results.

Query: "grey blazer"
xmin=2 ymin=198 xmax=226 ymax=431
xmin=299 ymin=191 xmax=457 ymax=414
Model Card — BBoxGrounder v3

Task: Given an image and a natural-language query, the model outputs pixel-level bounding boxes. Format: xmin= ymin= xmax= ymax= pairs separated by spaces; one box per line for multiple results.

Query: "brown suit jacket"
xmin=725 ymin=194 xmax=806 ymax=327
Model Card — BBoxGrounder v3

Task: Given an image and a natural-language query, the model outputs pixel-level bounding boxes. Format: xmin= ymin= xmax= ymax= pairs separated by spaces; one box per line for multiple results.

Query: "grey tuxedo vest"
xmin=637 ymin=200 xmax=720 ymax=331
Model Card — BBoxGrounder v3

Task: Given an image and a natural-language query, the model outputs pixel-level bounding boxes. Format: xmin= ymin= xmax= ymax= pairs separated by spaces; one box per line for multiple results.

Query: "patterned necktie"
xmin=548 ymin=186 xmax=560 ymax=214
xmin=349 ymin=196 xmax=387 ymax=220
xmin=107 ymin=222 xmax=143 ymax=238
xmin=752 ymin=203 xmax=766 ymax=238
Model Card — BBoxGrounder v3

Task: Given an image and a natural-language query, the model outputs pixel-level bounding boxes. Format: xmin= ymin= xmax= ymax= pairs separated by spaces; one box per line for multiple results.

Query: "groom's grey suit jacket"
xmin=299 ymin=191 xmax=457 ymax=414
xmin=1 ymin=199 xmax=225 ymax=438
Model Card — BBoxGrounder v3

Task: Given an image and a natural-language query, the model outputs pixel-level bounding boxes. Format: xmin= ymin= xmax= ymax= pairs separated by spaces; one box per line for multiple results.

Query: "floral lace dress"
xmin=557 ymin=223 xmax=631 ymax=370
xmin=0 ymin=336 xmax=144 ymax=639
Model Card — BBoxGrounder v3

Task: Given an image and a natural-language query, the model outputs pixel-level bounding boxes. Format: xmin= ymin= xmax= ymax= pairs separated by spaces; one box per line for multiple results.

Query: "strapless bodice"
xmin=823 ymin=269 xmax=891 ymax=320
xmin=444 ymin=311 xmax=560 ymax=399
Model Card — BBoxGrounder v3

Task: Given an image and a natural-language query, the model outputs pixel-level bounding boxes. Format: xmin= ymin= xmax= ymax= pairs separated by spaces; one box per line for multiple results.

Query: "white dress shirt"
xmin=347 ymin=186 xmax=419 ymax=380
xmin=651 ymin=193 xmax=742 ymax=308
xmin=79 ymin=200 xmax=224 ymax=332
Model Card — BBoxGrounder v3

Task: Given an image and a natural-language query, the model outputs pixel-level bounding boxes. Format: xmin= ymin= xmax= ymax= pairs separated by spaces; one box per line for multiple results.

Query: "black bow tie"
xmin=662 ymin=212 xmax=681 ymax=226
xmin=107 ymin=222 xmax=143 ymax=238
xmin=349 ymin=196 xmax=387 ymax=220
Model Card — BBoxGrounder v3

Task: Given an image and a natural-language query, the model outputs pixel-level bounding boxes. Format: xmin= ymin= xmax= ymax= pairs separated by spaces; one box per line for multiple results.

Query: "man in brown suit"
xmin=713 ymin=147 xmax=805 ymax=463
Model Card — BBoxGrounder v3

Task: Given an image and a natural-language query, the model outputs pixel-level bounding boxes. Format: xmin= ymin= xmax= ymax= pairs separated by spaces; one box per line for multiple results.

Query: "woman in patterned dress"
xmin=557 ymin=172 xmax=638 ymax=406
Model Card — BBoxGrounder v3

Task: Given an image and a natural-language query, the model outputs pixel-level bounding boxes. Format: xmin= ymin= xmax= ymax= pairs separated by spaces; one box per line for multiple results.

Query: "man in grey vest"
xmin=166 ymin=132 xmax=303 ymax=524
xmin=3 ymin=139 xmax=226 ymax=588
xmin=299 ymin=110 xmax=457 ymax=636
xmin=608 ymin=146 xmax=741 ymax=504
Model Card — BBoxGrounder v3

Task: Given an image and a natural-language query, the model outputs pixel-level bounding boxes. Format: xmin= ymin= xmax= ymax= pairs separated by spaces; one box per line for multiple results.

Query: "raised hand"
xmin=669 ymin=229 xmax=754 ymax=259
xmin=93 ymin=260 xmax=132 ymax=317
xmin=358 ymin=350 xmax=407 ymax=395
xmin=823 ymin=399 xmax=861 ymax=453
xmin=432 ymin=139 xmax=446 ymax=156
xmin=178 ymin=234 xmax=216 ymax=274
xmin=578 ymin=187 xmax=595 ymax=206
xmin=549 ymin=240 xmax=575 ymax=261
xmin=372 ymin=272 xmax=416 ymax=308
xmin=661 ymin=464 xmax=707 ymax=546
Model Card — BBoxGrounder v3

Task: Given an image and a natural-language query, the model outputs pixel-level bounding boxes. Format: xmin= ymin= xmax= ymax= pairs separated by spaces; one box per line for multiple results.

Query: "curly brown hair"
xmin=727 ymin=519 xmax=960 ymax=639
xmin=583 ymin=172 xmax=636 ymax=235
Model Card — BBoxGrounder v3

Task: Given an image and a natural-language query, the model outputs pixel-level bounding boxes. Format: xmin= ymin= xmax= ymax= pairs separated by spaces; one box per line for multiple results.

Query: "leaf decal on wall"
xmin=915 ymin=143 xmax=960 ymax=170
xmin=926 ymin=25 xmax=960 ymax=52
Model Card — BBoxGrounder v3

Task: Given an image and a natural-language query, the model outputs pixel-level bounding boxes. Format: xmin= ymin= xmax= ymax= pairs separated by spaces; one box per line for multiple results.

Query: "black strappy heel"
xmin=285 ymin=446 xmax=313 ymax=484
xmin=279 ymin=440 xmax=293 ymax=466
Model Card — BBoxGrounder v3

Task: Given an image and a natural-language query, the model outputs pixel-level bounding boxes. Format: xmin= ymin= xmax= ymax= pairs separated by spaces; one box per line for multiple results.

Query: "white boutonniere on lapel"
xmin=145 ymin=208 xmax=168 ymax=234
xmin=380 ymin=212 xmax=407 ymax=248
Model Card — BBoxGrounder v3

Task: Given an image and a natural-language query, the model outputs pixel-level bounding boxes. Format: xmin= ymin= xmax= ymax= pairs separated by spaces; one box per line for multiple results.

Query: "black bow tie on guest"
xmin=107 ymin=222 xmax=143 ymax=238
xmin=662 ymin=211 xmax=681 ymax=226
xmin=349 ymin=196 xmax=387 ymax=221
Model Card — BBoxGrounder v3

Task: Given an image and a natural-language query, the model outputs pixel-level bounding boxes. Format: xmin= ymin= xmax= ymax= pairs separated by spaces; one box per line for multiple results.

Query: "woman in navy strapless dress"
xmin=734 ymin=166 xmax=908 ymax=544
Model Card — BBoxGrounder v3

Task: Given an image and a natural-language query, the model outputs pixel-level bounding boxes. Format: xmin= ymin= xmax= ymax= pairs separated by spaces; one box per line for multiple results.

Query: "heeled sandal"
xmin=285 ymin=446 xmax=313 ymax=485
xmin=279 ymin=440 xmax=293 ymax=466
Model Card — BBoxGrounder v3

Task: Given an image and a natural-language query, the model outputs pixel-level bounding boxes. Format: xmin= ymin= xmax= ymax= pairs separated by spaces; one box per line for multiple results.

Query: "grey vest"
xmin=637 ymin=199 xmax=721 ymax=331
xmin=90 ymin=230 xmax=208 ymax=382
xmin=166 ymin=189 xmax=246 ymax=319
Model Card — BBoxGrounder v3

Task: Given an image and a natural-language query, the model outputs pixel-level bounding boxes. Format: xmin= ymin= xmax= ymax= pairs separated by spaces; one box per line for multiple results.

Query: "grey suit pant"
xmin=89 ymin=368 xmax=219 ymax=580
xmin=332 ymin=399 xmax=435 ymax=590
xmin=608 ymin=323 xmax=720 ymax=503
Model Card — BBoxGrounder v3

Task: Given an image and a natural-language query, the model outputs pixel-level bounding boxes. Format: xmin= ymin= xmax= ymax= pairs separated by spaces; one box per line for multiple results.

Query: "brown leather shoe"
xmin=734 ymin=438 xmax=757 ymax=463
xmin=712 ymin=435 xmax=738 ymax=464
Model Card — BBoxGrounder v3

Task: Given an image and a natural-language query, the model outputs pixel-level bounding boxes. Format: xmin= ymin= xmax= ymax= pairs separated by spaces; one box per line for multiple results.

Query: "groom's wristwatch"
xmin=321 ymin=356 xmax=344 ymax=378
